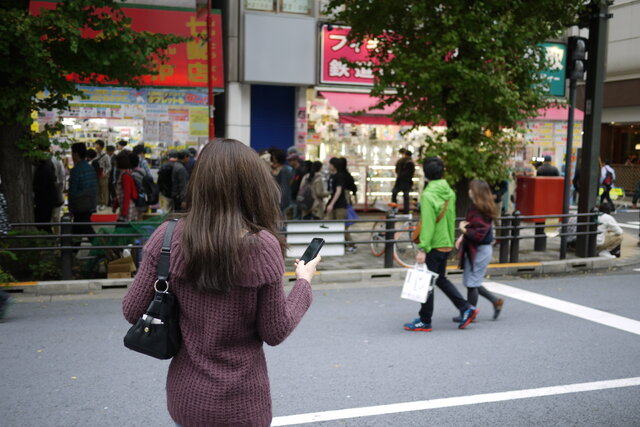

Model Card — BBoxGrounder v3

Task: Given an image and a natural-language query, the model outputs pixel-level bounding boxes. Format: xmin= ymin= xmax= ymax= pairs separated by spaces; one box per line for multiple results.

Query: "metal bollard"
xmin=588 ymin=207 xmax=599 ymax=257
xmin=499 ymin=215 xmax=510 ymax=263
xmin=533 ymin=221 xmax=547 ymax=251
xmin=60 ymin=215 xmax=73 ymax=280
xmin=509 ymin=211 xmax=520 ymax=263
xmin=384 ymin=217 xmax=395 ymax=268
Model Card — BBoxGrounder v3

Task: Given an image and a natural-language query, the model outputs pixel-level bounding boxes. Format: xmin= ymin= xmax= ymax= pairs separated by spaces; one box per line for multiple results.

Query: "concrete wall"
xmin=607 ymin=0 xmax=640 ymax=82
xmin=243 ymin=13 xmax=317 ymax=85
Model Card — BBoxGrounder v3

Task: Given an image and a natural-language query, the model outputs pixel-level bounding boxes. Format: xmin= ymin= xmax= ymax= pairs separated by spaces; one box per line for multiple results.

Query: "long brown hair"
xmin=469 ymin=179 xmax=498 ymax=220
xmin=182 ymin=139 xmax=284 ymax=293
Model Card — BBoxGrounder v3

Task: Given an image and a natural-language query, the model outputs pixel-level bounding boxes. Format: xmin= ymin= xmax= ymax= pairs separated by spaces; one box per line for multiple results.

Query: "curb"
xmin=0 ymin=256 xmax=627 ymax=296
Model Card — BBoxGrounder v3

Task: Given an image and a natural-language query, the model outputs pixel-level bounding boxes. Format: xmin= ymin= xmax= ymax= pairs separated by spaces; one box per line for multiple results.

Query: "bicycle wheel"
xmin=370 ymin=221 xmax=386 ymax=257
xmin=393 ymin=228 xmax=419 ymax=268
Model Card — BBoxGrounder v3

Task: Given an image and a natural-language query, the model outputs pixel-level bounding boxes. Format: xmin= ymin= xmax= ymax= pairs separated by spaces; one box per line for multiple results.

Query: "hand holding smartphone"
xmin=296 ymin=238 xmax=324 ymax=283
xmin=300 ymin=238 xmax=325 ymax=264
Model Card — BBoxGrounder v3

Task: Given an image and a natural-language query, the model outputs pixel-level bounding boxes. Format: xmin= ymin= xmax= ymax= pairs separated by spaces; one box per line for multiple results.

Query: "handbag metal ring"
xmin=154 ymin=280 xmax=170 ymax=293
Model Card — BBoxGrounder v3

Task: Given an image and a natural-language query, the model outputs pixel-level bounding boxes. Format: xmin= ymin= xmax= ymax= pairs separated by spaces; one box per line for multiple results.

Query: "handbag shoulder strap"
xmin=157 ymin=219 xmax=179 ymax=282
xmin=436 ymin=199 xmax=449 ymax=223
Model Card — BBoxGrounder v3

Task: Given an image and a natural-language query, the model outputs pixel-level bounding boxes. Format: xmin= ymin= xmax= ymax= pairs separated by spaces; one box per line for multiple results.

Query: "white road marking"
xmin=271 ymin=377 xmax=640 ymax=426
xmin=483 ymin=281 xmax=640 ymax=335
xmin=619 ymin=223 xmax=640 ymax=230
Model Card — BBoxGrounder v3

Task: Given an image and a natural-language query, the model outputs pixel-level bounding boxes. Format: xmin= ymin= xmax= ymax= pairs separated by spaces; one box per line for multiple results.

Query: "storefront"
xmin=305 ymin=25 xmax=430 ymax=209
xmin=523 ymin=106 xmax=584 ymax=172
xmin=306 ymin=25 xmax=586 ymax=209
xmin=30 ymin=1 xmax=224 ymax=161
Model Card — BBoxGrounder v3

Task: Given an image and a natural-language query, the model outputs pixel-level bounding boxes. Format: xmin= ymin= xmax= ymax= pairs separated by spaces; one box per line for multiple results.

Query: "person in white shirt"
xmin=596 ymin=203 xmax=623 ymax=258
xmin=600 ymin=160 xmax=616 ymax=211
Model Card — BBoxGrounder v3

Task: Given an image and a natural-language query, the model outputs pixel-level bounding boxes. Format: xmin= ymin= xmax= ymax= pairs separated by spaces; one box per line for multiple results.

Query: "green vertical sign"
xmin=539 ymin=42 xmax=567 ymax=97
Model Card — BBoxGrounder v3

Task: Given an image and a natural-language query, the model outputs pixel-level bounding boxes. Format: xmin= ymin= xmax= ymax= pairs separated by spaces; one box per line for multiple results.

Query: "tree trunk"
xmin=0 ymin=123 xmax=34 ymax=224
xmin=454 ymin=178 xmax=471 ymax=219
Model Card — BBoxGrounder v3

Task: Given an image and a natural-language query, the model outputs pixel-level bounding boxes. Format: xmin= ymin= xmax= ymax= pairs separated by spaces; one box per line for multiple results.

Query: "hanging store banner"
xmin=29 ymin=1 xmax=224 ymax=89
xmin=320 ymin=25 xmax=380 ymax=86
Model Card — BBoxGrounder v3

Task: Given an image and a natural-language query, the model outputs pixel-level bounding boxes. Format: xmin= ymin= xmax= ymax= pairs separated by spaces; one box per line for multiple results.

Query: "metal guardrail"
xmin=0 ymin=210 xmax=602 ymax=280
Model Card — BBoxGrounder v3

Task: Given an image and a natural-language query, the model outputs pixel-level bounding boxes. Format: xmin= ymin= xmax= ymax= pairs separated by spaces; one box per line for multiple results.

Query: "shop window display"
xmin=303 ymin=97 xmax=432 ymax=209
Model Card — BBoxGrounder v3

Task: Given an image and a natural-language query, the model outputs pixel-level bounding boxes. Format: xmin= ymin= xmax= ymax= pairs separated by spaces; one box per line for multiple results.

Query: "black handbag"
xmin=124 ymin=219 xmax=182 ymax=359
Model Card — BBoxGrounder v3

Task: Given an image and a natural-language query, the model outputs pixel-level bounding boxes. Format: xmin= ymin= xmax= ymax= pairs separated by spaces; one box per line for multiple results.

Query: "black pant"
xmin=392 ymin=182 xmax=411 ymax=214
xmin=419 ymin=250 xmax=470 ymax=323
xmin=72 ymin=211 xmax=95 ymax=246
xmin=600 ymin=185 xmax=614 ymax=209
xmin=34 ymin=204 xmax=53 ymax=233
xmin=468 ymin=286 xmax=498 ymax=307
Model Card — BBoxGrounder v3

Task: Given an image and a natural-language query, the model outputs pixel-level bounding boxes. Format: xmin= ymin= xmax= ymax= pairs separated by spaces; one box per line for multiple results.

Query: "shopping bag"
xmin=401 ymin=264 xmax=438 ymax=303
xmin=345 ymin=204 xmax=358 ymax=227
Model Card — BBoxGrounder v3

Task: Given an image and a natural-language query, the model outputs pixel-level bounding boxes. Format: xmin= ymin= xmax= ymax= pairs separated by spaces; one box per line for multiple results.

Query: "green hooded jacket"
xmin=418 ymin=179 xmax=456 ymax=253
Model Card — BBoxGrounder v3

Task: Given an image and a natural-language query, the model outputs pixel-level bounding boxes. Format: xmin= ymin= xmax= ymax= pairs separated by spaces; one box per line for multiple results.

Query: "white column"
xmin=225 ymin=82 xmax=251 ymax=146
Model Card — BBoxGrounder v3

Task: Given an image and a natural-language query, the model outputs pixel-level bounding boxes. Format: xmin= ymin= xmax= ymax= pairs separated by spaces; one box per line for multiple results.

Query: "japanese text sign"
xmin=29 ymin=1 xmax=224 ymax=89
xmin=539 ymin=43 xmax=567 ymax=98
xmin=320 ymin=25 xmax=378 ymax=86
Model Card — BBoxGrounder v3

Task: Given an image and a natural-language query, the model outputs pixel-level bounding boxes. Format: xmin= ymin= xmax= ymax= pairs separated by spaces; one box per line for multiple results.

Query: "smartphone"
xmin=300 ymin=238 xmax=325 ymax=264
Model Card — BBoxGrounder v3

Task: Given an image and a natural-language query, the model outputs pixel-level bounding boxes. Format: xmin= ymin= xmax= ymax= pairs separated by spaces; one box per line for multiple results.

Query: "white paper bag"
xmin=401 ymin=264 xmax=438 ymax=303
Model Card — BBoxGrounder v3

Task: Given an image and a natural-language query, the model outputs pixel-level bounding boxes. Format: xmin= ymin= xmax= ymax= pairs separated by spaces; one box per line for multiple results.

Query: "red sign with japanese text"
xmin=320 ymin=25 xmax=379 ymax=86
xmin=29 ymin=1 xmax=224 ymax=89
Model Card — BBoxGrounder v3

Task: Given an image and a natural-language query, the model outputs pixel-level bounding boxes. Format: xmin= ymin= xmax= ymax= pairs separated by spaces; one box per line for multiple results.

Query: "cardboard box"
xmin=107 ymin=256 xmax=137 ymax=279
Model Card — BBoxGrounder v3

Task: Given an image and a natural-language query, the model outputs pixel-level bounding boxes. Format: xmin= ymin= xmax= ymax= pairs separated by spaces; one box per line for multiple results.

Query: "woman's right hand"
xmin=455 ymin=235 xmax=463 ymax=250
xmin=295 ymin=256 xmax=321 ymax=283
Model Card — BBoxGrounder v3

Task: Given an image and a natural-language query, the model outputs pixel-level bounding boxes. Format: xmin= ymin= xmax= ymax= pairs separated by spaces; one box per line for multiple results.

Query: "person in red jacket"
xmin=123 ymin=139 xmax=321 ymax=427
xmin=112 ymin=151 xmax=138 ymax=222
xmin=455 ymin=179 xmax=504 ymax=321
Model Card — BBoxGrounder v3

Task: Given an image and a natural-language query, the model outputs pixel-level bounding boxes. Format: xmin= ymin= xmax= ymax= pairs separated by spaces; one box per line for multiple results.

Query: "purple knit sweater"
xmin=122 ymin=220 xmax=313 ymax=427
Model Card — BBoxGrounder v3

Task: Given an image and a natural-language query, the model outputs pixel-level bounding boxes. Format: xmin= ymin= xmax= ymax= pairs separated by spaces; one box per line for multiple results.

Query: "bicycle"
xmin=369 ymin=200 xmax=419 ymax=268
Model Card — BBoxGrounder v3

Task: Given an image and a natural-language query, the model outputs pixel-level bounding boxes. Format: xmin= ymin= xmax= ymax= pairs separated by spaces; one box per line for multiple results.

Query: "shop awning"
xmin=535 ymin=106 xmax=584 ymax=121
xmin=319 ymin=91 xmax=411 ymax=125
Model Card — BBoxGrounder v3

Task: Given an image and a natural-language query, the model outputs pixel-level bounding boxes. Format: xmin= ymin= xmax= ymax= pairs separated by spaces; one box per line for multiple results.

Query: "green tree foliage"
xmin=325 ymin=0 xmax=586 ymax=187
xmin=0 ymin=0 xmax=187 ymax=222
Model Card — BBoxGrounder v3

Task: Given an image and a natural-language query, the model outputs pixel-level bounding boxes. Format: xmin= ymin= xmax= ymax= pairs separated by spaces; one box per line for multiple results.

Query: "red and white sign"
xmin=320 ymin=25 xmax=379 ymax=86
xmin=30 ymin=1 xmax=224 ymax=89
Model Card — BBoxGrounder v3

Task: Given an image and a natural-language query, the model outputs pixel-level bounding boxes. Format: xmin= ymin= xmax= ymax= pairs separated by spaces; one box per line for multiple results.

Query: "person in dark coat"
xmin=536 ymin=155 xmax=560 ymax=176
xmin=33 ymin=148 xmax=60 ymax=233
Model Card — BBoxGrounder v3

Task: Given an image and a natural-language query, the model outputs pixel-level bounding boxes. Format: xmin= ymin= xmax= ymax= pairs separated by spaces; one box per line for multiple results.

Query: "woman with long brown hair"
xmin=455 ymin=179 xmax=504 ymax=321
xmin=123 ymin=139 xmax=320 ymax=427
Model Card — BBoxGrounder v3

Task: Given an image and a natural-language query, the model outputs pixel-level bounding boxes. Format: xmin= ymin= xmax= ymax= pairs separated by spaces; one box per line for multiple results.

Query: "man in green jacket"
xmin=404 ymin=157 xmax=478 ymax=331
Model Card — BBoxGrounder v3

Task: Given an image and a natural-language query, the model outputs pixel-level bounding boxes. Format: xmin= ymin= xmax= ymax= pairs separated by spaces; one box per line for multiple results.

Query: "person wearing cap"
xmin=536 ymin=155 xmax=560 ymax=177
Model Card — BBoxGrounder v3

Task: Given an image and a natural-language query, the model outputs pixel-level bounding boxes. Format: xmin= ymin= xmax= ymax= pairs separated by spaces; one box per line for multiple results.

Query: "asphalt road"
xmin=1 ymin=268 xmax=640 ymax=426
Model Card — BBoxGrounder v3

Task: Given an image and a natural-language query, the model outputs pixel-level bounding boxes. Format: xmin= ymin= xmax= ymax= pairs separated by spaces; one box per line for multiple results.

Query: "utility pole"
xmin=560 ymin=37 xmax=587 ymax=259
xmin=575 ymin=1 xmax=612 ymax=258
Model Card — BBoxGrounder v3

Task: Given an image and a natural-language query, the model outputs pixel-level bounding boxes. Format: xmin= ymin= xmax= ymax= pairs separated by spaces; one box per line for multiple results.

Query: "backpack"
xmin=603 ymin=169 xmax=613 ymax=186
xmin=296 ymin=179 xmax=314 ymax=212
xmin=158 ymin=162 xmax=174 ymax=198
xmin=345 ymin=172 xmax=357 ymax=194
xmin=142 ymin=174 xmax=159 ymax=206
xmin=127 ymin=171 xmax=146 ymax=212
xmin=91 ymin=159 xmax=101 ymax=178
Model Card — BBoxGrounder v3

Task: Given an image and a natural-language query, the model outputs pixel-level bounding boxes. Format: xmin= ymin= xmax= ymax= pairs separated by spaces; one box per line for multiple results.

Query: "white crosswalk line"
xmin=271 ymin=377 xmax=640 ymax=426
xmin=619 ymin=223 xmax=639 ymax=230
xmin=483 ymin=281 xmax=640 ymax=335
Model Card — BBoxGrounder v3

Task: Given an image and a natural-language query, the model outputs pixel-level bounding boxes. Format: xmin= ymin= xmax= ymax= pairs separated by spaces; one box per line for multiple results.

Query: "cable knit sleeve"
xmin=122 ymin=222 xmax=166 ymax=324
xmin=255 ymin=232 xmax=313 ymax=346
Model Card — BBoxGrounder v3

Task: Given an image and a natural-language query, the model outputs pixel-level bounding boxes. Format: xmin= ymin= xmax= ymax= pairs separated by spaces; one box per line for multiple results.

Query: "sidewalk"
xmin=3 ymin=212 xmax=638 ymax=295
xmin=284 ymin=211 xmax=640 ymax=274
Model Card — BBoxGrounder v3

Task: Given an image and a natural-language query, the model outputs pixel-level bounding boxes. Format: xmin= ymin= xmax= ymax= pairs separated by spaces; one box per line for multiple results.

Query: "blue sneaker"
xmin=459 ymin=307 xmax=479 ymax=329
xmin=403 ymin=318 xmax=432 ymax=332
